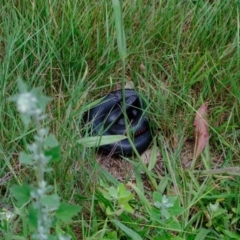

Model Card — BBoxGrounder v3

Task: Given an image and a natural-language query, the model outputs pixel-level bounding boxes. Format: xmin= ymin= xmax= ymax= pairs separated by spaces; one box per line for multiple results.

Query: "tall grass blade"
xmin=112 ymin=0 xmax=127 ymax=61
xmin=112 ymin=220 xmax=142 ymax=240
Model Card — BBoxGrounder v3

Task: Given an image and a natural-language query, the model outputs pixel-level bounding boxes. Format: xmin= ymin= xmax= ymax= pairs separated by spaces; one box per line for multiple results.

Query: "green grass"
xmin=1 ymin=0 xmax=240 ymax=239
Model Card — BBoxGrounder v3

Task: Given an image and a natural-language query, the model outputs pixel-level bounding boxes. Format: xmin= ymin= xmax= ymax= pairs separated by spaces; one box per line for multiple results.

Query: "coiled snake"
xmin=84 ymin=89 xmax=152 ymax=156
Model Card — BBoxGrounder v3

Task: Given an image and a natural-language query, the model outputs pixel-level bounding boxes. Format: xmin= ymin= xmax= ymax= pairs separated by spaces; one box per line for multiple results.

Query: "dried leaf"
xmin=139 ymin=63 xmax=146 ymax=71
xmin=193 ymin=104 xmax=209 ymax=159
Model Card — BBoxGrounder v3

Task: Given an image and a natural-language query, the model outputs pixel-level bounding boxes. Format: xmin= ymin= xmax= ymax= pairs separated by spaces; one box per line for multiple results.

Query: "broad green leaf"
xmin=118 ymin=185 xmax=134 ymax=205
xmin=154 ymin=201 xmax=162 ymax=209
xmin=167 ymin=218 xmax=182 ymax=231
xmin=231 ymin=216 xmax=240 ymax=225
xmin=168 ymin=196 xmax=178 ymax=205
xmin=122 ymin=203 xmax=134 ymax=214
xmin=106 ymin=206 xmax=114 ymax=215
xmin=28 ymin=206 xmax=38 ymax=228
xmin=20 ymin=114 xmax=31 ymax=126
xmin=78 ymin=135 xmax=127 ymax=147
xmin=212 ymin=207 xmax=227 ymax=218
xmin=150 ymin=207 xmax=161 ymax=221
xmin=43 ymin=134 xmax=59 ymax=148
xmin=105 ymin=231 xmax=118 ymax=240
xmin=195 ymin=228 xmax=210 ymax=240
xmin=112 ymin=220 xmax=142 ymax=240
xmin=162 ymin=208 xmax=171 ymax=219
xmin=109 ymin=186 xmax=118 ymax=199
xmin=40 ymin=194 xmax=60 ymax=210
xmin=169 ymin=204 xmax=184 ymax=216
xmin=153 ymin=191 xmax=162 ymax=203
xmin=31 ymin=86 xmax=52 ymax=109
xmin=17 ymin=78 xmax=28 ymax=93
xmin=118 ymin=194 xmax=134 ymax=205
xmin=209 ymin=202 xmax=219 ymax=212
xmin=38 ymin=95 xmax=52 ymax=109
xmin=115 ymin=208 xmax=124 ymax=216
xmin=19 ymin=151 xmax=34 ymax=165
xmin=10 ymin=184 xmax=31 ymax=207
xmin=56 ymin=202 xmax=81 ymax=223
xmin=45 ymin=146 xmax=61 ymax=163
xmin=118 ymin=183 xmax=131 ymax=198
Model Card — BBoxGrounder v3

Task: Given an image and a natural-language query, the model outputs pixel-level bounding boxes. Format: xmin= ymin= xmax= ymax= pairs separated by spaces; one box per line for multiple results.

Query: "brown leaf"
xmin=139 ymin=63 xmax=146 ymax=71
xmin=193 ymin=103 xmax=209 ymax=159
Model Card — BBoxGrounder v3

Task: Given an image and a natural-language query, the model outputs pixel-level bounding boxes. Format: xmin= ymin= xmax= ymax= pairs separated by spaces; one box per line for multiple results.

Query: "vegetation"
xmin=1 ymin=0 xmax=240 ymax=239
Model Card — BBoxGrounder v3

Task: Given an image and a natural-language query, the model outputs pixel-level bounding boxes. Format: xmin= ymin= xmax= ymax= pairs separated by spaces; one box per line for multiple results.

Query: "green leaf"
xmin=122 ymin=203 xmax=134 ymax=214
xmin=45 ymin=146 xmax=61 ymax=163
xmin=115 ymin=208 xmax=124 ymax=216
xmin=154 ymin=201 xmax=162 ymax=209
xmin=195 ymin=228 xmax=210 ymax=240
xmin=118 ymin=183 xmax=131 ymax=198
xmin=169 ymin=204 xmax=184 ymax=216
xmin=166 ymin=218 xmax=182 ymax=231
xmin=212 ymin=207 xmax=227 ymax=218
xmin=150 ymin=207 xmax=161 ymax=221
xmin=17 ymin=78 xmax=28 ymax=93
xmin=38 ymin=95 xmax=52 ymax=110
xmin=153 ymin=191 xmax=162 ymax=203
xmin=20 ymin=114 xmax=31 ymax=126
xmin=118 ymin=184 xmax=134 ymax=205
xmin=106 ymin=206 xmax=114 ymax=216
xmin=31 ymin=86 xmax=52 ymax=110
xmin=8 ymin=94 xmax=18 ymax=102
xmin=162 ymin=208 xmax=171 ymax=219
xmin=109 ymin=186 xmax=118 ymax=199
xmin=19 ymin=151 xmax=34 ymax=165
xmin=112 ymin=220 xmax=142 ymax=240
xmin=55 ymin=202 xmax=81 ymax=223
xmin=40 ymin=194 xmax=60 ymax=210
xmin=105 ymin=231 xmax=118 ymax=240
xmin=78 ymin=135 xmax=127 ymax=147
xmin=118 ymin=194 xmax=134 ymax=205
xmin=10 ymin=184 xmax=32 ymax=207
xmin=168 ymin=196 xmax=178 ymax=205
xmin=43 ymin=134 xmax=59 ymax=148
xmin=28 ymin=206 xmax=38 ymax=229
xmin=222 ymin=229 xmax=240 ymax=239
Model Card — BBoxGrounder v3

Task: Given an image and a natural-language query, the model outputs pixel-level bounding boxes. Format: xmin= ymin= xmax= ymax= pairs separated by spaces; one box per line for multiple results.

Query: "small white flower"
xmin=154 ymin=195 xmax=174 ymax=209
xmin=209 ymin=202 xmax=219 ymax=212
xmin=17 ymin=92 xmax=37 ymax=114
xmin=5 ymin=211 xmax=14 ymax=221
xmin=38 ymin=128 xmax=48 ymax=137
xmin=162 ymin=195 xmax=168 ymax=204
xmin=58 ymin=234 xmax=72 ymax=240
xmin=39 ymin=180 xmax=47 ymax=190
xmin=162 ymin=195 xmax=174 ymax=208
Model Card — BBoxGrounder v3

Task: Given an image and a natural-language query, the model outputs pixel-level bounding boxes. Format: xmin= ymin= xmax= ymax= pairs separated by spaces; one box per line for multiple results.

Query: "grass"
xmin=1 ymin=0 xmax=240 ymax=239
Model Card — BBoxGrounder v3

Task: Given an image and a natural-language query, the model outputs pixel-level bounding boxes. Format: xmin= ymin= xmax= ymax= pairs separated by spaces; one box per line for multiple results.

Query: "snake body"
xmin=85 ymin=89 xmax=152 ymax=156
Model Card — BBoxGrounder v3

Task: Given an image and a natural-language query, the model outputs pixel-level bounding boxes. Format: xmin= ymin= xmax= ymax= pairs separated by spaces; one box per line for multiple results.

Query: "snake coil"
xmin=84 ymin=89 xmax=152 ymax=156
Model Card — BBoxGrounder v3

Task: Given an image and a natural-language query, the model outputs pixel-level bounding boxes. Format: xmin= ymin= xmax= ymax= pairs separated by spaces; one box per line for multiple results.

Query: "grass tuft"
xmin=1 ymin=0 xmax=240 ymax=239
